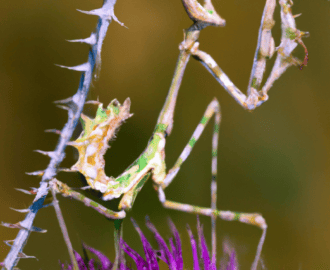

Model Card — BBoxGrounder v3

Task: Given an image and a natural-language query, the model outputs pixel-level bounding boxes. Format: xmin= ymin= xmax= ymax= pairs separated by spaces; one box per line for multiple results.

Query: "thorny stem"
xmin=2 ymin=0 xmax=121 ymax=269
xmin=50 ymin=186 xmax=79 ymax=270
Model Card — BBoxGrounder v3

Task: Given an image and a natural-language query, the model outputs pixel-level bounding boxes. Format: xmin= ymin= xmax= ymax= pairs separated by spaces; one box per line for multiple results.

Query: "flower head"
xmin=60 ymin=217 xmax=238 ymax=270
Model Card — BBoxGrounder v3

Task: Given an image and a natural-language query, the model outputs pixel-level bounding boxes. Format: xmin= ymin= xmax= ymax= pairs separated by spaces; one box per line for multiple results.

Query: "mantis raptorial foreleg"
xmin=181 ymin=0 xmax=309 ymax=110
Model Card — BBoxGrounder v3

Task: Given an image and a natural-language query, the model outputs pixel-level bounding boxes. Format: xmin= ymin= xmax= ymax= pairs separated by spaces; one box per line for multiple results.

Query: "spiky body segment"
xmin=68 ymin=98 xmax=132 ymax=193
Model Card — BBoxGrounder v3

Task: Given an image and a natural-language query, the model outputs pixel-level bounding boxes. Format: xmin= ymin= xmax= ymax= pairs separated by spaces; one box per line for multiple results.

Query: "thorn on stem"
xmin=55 ymin=63 xmax=90 ymax=72
xmin=34 ymin=150 xmax=56 ymax=159
xmin=15 ymin=188 xmax=38 ymax=195
xmin=9 ymin=208 xmax=30 ymax=213
xmin=26 ymin=170 xmax=45 ymax=177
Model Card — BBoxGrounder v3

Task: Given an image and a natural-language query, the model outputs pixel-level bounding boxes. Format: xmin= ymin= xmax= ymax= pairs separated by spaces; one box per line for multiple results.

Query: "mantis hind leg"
xmin=155 ymin=98 xmax=267 ymax=270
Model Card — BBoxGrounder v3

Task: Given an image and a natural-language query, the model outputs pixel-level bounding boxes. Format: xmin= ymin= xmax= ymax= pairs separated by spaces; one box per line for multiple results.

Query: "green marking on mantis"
xmin=116 ymin=173 xmax=132 ymax=186
xmin=189 ymin=137 xmax=197 ymax=147
xmin=112 ymin=105 xmax=120 ymax=116
xmin=207 ymin=10 xmax=214 ymax=15
xmin=234 ymin=212 xmax=241 ymax=221
xmin=137 ymin=156 xmax=148 ymax=172
xmin=214 ymin=123 xmax=220 ymax=133
xmin=90 ymin=201 xmax=99 ymax=208
xmin=96 ymin=106 xmax=108 ymax=121
xmin=201 ymin=116 xmax=208 ymax=125
xmin=155 ymin=123 xmax=168 ymax=133
xmin=251 ymin=77 xmax=259 ymax=89
xmin=285 ymin=27 xmax=296 ymax=40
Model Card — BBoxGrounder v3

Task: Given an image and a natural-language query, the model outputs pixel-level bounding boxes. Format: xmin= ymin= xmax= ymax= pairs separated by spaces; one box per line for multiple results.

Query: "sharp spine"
xmin=56 ymin=105 xmax=70 ymax=111
xmin=26 ymin=170 xmax=44 ymax=176
xmin=53 ymin=97 xmax=73 ymax=105
xmin=67 ymin=33 xmax=97 ymax=45
xmin=9 ymin=208 xmax=30 ymax=213
xmin=31 ymin=226 xmax=47 ymax=233
xmin=77 ymin=8 xmax=105 ymax=17
xmin=42 ymin=202 xmax=53 ymax=208
xmin=1 ymin=222 xmax=25 ymax=230
xmin=55 ymin=62 xmax=90 ymax=72
xmin=4 ymin=240 xmax=14 ymax=247
xmin=17 ymin=252 xmax=37 ymax=260
xmin=57 ymin=167 xmax=72 ymax=172
xmin=293 ymin=13 xmax=302 ymax=18
xmin=15 ymin=188 xmax=37 ymax=195
xmin=44 ymin=129 xmax=62 ymax=135
xmin=34 ymin=150 xmax=56 ymax=159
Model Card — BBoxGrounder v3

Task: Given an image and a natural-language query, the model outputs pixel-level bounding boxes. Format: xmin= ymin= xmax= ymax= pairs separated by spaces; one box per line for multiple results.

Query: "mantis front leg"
xmin=51 ymin=179 xmax=126 ymax=219
xmin=182 ymin=0 xmax=309 ymax=110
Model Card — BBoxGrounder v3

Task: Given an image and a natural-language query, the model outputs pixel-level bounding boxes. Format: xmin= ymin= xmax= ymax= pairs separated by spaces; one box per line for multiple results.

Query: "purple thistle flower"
xmin=60 ymin=217 xmax=239 ymax=270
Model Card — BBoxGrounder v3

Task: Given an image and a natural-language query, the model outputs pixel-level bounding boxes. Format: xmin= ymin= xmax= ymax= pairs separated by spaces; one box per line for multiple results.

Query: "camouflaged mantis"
xmin=49 ymin=0 xmax=309 ymax=269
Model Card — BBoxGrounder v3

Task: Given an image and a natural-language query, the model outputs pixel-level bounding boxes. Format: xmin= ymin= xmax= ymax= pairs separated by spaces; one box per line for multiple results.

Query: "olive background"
xmin=0 ymin=0 xmax=329 ymax=269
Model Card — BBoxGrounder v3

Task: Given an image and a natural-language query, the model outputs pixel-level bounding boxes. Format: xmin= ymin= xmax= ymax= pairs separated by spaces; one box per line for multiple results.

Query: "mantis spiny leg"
xmin=158 ymin=195 xmax=267 ymax=270
xmin=156 ymin=98 xmax=266 ymax=270
xmin=51 ymin=179 xmax=126 ymax=219
xmin=159 ymin=98 xmax=220 ymax=264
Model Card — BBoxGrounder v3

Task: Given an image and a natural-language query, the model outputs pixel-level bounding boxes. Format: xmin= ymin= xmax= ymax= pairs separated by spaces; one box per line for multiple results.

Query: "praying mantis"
xmin=51 ymin=0 xmax=308 ymax=269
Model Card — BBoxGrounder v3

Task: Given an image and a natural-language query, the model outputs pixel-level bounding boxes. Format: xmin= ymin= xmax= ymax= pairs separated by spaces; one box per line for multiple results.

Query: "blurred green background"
xmin=0 ymin=0 xmax=329 ymax=269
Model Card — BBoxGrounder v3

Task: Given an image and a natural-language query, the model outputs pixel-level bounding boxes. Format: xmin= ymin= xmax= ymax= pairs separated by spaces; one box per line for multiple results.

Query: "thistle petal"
xmin=145 ymin=217 xmax=177 ymax=269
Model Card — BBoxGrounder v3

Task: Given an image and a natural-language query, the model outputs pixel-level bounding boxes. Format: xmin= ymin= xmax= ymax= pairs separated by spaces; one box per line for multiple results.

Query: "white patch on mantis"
xmin=86 ymin=144 xmax=98 ymax=156
xmin=204 ymin=54 xmax=217 ymax=69
xmin=219 ymin=74 xmax=234 ymax=87
xmin=212 ymin=158 xmax=217 ymax=175
xmin=85 ymin=167 xmax=97 ymax=179
xmin=193 ymin=124 xmax=204 ymax=140
xmin=91 ymin=128 xmax=104 ymax=136
xmin=219 ymin=211 xmax=235 ymax=221
xmin=181 ymin=146 xmax=192 ymax=161
xmin=94 ymin=181 xmax=107 ymax=193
